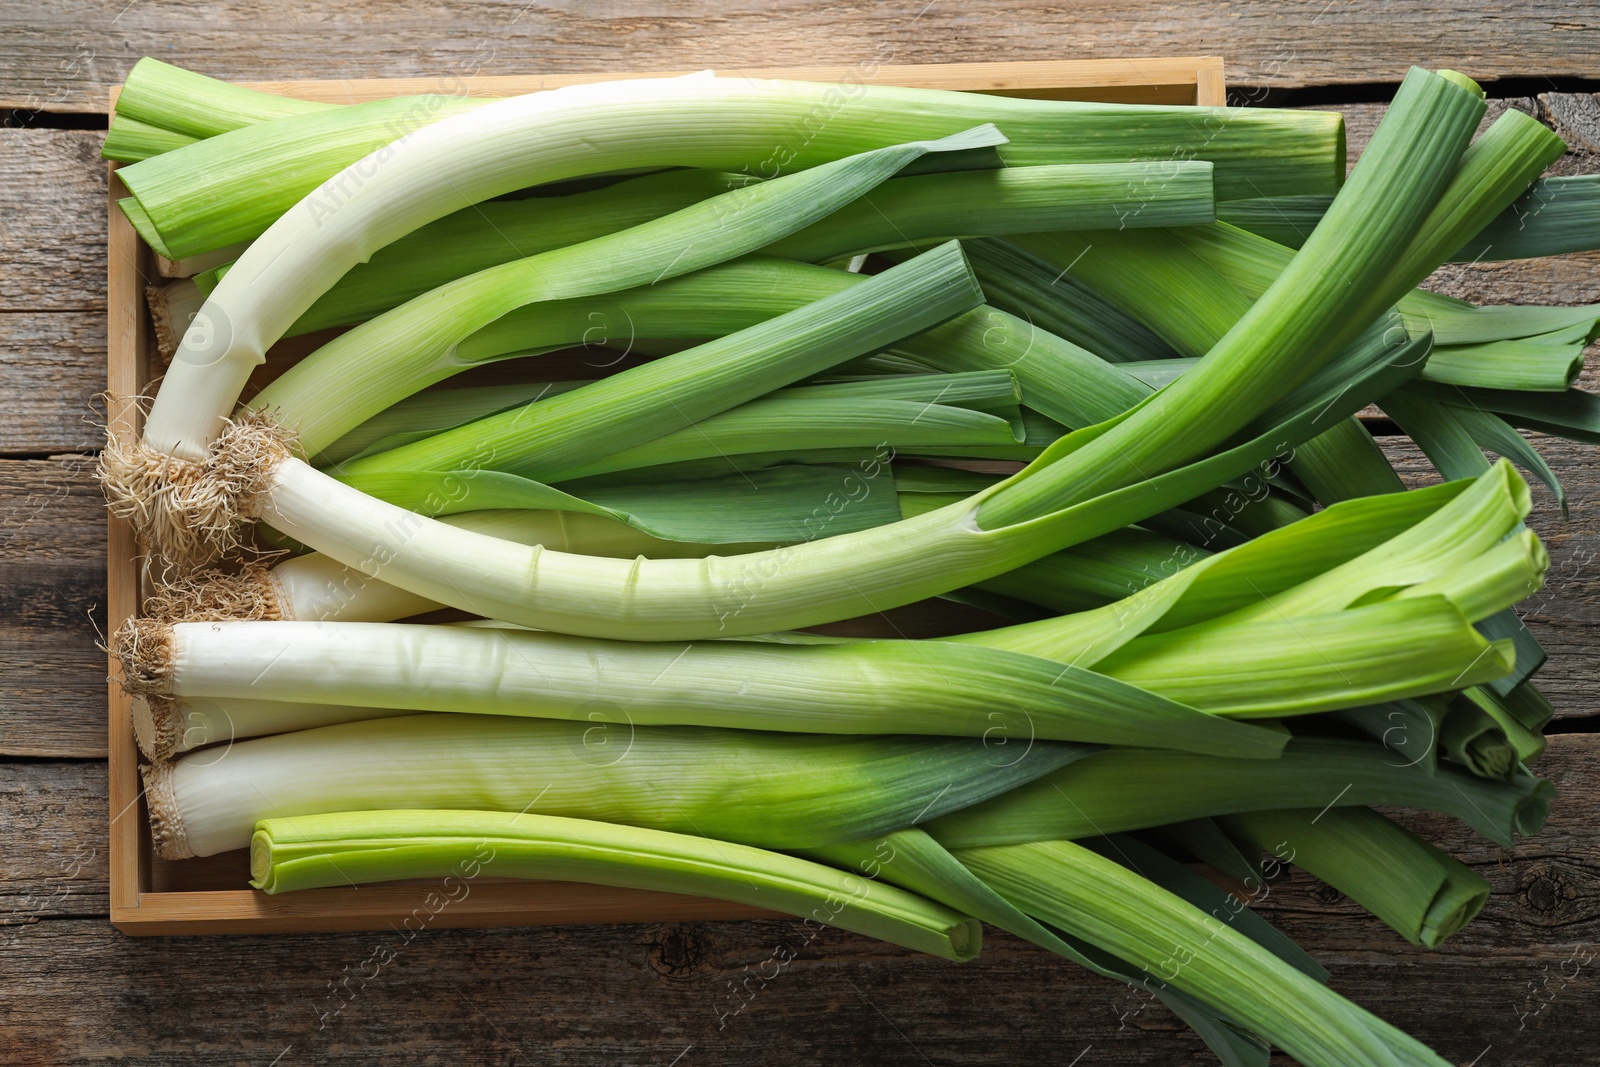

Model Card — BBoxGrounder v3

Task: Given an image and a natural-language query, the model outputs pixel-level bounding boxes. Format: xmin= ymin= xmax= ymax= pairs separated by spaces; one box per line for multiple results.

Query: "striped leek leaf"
xmin=1079 ymin=832 xmax=1327 ymax=981
xmin=197 ymin=161 xmax=1214 ymax=339
xmin=955 ymin=838 xmax=1454 ymax=1067
xmin=248 ymin=809 xmax=982 ymax=962
xmin=116 ymin=64 xmax=1342 ymax=261
xmin=112 ymin=57 xmax=333 ymax=140
xmin=1175 ymin=219 xmax=1599 ymax=347
xmin=141 ymin=712 xmax=1090 ymax=858
xmin=1420 ymin=324 xmax=1591 ymax=392
xmin=1149 ymin=816 xmax=1266 ymax=886
xmin=1334 ymin=698 xmax=1446 ymax=777
xmin=324 ymin=242 xmax=983 ymax=487
xmin=1218 ymin=807 xmax=1490 ymax=949
xmin=1219 ymin=175 xmax=1600 ymax=263
xmin=1383 ymin=390 xmax=1567 ymax=512
xmin=1122 ymin=321 xmax=1591 ymax=398
xmin=762 ymin=160 xmax=1216 ymax=261
xmin=918 ymin=235 xmax=1181 ymax=363
xmin=143 ymin=126 xmax=999 ymax=466
xmin=1454 ymin=173 xmax=1600 ymax=260
xmin=408 ymin=397 xmax=1025 ymax=486
xmin=317 ymin=370 xmax=1027 ymax=470
xmin=928 ymin=736 xmax=1554 ymax=850
xmin=807 ymin=829 xmax=1290 ymax=1067
xmin=268 ymin=255 xmax=1147 ymax=443
xmin=1405 ymin=380 xmax=1600 ymax=446
xmin=101 ymin=114 xmax=197 ymax=163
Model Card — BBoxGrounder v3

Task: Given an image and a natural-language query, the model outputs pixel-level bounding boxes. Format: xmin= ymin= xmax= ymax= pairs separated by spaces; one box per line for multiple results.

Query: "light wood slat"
xmin=3 ymin=0 xmax=1599 ymax=113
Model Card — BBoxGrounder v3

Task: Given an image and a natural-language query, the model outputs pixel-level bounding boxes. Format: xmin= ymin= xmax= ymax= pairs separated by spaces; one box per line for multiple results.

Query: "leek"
xmin=118 ymin=618 xmax=1287 ymax=756
xmin=1219 ymin=175 xmax=1600 ymax=262
xmin=927 ymin=736 xmax=1554 ymax=849
xmin=249 ymin=809 xmax=982 ymax=962
xmin=199 ymin=162 xmax=1215 ymax=339
xmin=113 ymin=57 xmax=333 ymax=139
xmin=140 ymin=712 xmax=1090 ymax=858
xmin=326 ymin=240 xmax=983 ymax=490
xmin=1217 ymin=807 xmax=1491 ymax=949
xmin=101 ymin=114 xmax=197 ymax=162
xmin=317 ymin=371 xmax=1022 ymax=465
xmin=956 ymin=236 xmax=1180 ymax=362
xmin=807 ymin=828 xmax=1286 ymax=1067
xmin=957 ymin=839 xmax=1452 ymax=1067
xmin=117 ymin=65 xmax=1342 ymax=259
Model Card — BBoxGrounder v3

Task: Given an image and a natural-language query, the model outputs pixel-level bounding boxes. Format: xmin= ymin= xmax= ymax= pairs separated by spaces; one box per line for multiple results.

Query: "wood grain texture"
xmin=0 ymin=313 xmax=108 ymax=455
xmin=0 ymin=763 xmax=107 ymax=922
xmin=0 ymin=736 xmax=1595 ymax=1064
xmin=0 ymin=456 xmax=110 ymax=758
xmin=0 ymin=129 xmax=106 ymax=312
xmin=4 ymin=1 xmax=1600 ymax=114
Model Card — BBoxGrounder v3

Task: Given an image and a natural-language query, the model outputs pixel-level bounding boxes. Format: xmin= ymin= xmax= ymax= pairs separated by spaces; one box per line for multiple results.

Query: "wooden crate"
xmin=105 ymin=56 xmax=1228 ymax=935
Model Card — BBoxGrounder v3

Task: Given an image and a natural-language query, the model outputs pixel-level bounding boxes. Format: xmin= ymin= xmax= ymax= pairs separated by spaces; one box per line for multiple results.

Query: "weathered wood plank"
xmin=0 ymin=313 xmax=107 ymax=455
xmin=2 ymin=1 xmax=1599 ymax=114
xmin=0 ymin=456 xmax=109 ymax=758
xmin=0 ymin=763 xmax=106 ymax=922
xmin=0 ymin=129 xmax=106 ymax=312
xmin=0 ymin=736 xmax=1594 ymax=1064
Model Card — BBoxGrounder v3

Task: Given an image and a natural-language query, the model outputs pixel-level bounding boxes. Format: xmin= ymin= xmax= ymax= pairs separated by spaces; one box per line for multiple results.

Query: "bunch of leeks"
xmin=101 ymin=61 xmax=1599 ymax=1067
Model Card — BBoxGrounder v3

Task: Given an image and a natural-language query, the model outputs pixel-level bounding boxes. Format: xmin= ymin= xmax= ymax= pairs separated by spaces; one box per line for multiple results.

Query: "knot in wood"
xmin=1518 ymin=862 xmax=1570 ymax=917
xmin=648 ymin=923 xmax=713 ymax=980
xmin=1312 ymin=882 xmax=1345 ymax=906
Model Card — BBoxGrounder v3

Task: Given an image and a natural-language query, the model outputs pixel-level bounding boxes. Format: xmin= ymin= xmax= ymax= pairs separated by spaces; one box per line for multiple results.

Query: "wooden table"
xmin=2 ymin=4 xmax=1598 ymax=1063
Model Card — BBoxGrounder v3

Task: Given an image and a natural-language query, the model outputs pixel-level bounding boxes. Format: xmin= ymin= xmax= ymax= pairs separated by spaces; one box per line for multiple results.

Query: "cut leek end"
xmin=129 ymin=693 xmax=180 ymax=762
xmin=1457 ymin=732 xmax=1521 ymax=782
xmin=1515 ymin=777 xmax=1558 ymax=838
xmin=140 ymin=759 xmax=195 ymax=860
xmin=1436 ymin=69 xmax=1487 ymax=98
xmin=101 ymin=407 xmax=292 ymax=573
xmin=117 ymin=196 xmax=178 ymax=261
xmin=147 ymin=278 xmax=207 ymax=364
xmin=1419 ymin=877 xmax=1491 ymax=949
